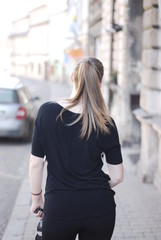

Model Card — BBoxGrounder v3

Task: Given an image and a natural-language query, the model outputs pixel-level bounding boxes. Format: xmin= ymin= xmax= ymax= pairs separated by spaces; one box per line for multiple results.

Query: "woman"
xmin=29 ymin=57 xmax=124 ymax=240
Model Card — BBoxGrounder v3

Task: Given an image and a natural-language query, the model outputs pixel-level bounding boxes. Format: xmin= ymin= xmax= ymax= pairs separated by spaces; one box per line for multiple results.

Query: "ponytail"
xmin=58 ymin=57 xmax=113 ymax=140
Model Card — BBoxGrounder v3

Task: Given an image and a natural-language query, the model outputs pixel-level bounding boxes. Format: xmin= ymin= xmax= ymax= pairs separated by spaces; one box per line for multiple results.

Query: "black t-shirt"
xmin=31 ymin=101 xmax=123 ymax=219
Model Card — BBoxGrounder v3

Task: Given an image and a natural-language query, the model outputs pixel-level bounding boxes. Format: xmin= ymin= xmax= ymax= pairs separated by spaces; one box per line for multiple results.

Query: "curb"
xmin=2 ymin=173 xmax=31 ymax=240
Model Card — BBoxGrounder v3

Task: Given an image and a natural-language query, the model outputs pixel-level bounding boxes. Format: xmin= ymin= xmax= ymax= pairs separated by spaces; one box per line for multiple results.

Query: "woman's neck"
xmin=68 ymin=86 xmax=83 ymax=112
xmin=70 ymin=85 xmax=77 ymax=99
xmin=58 ymin=85 xmax=83 ymax=113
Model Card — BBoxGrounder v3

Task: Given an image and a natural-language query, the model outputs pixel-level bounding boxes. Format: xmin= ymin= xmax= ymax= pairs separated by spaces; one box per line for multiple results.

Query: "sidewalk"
xmin=3 ymin=144 xmax=161 ymax=240
xmin=2 ymin=80 xmax=161 ymax=240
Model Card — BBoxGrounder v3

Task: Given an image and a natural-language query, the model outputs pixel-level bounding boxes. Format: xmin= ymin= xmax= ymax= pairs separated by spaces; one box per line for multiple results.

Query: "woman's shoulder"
xmin=39 ymin=101 xmax=59 ymax=110
xmin=97 ymin=116 xmax=121 ymax=151
xmin=37 ymin=101 xmax=61 ymax=116
xmin=100 ymin=116 xmax=119 ymax=140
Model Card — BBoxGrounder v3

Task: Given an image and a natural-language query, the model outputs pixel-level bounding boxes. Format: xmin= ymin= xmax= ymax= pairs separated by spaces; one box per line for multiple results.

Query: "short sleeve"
xmin=99 ymin=118 xmax=123 ymax=165
xmin=31 ymin=106 xmax=45 ymax=158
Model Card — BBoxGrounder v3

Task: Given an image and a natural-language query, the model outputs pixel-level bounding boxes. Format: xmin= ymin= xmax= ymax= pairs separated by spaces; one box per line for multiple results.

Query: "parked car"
xmin=0 ymin=77 xmax=39 ymax=140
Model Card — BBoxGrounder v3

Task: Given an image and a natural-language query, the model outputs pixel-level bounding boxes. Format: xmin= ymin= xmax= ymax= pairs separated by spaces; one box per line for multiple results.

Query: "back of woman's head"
xmin=59 ymin=57 xmax=112 ymax=139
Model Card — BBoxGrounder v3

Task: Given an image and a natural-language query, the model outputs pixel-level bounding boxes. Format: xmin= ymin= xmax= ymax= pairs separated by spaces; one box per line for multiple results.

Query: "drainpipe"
xmin=159 ymin=0 xmax=161 ymax=14
xmin=109 ymin=0 xmax=115 ymax=76
xmin=158 ymin=0 xmax=161 ymax=93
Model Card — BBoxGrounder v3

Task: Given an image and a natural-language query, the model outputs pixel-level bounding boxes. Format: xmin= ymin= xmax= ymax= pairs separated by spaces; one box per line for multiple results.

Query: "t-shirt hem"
xmin=43 ymin=205 xmax=116 ymax=221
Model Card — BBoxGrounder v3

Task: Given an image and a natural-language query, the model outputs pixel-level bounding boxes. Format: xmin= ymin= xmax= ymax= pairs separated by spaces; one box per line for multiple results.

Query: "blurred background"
xmin=0 ymin=0 xmax=161 ymax=239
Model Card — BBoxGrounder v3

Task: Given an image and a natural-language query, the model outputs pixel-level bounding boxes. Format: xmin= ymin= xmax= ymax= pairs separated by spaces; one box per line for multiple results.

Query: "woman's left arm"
xmin=29 ymin=154 xmax=45 ymax=217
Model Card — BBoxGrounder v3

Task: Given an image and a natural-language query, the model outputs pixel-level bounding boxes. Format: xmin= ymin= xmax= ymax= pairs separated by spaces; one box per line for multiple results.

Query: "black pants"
xmin=42 ymin=209 xmax=116 ymax=240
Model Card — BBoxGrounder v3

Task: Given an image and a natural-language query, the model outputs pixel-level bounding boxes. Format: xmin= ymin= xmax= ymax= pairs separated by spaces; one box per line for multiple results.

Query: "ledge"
xmin=133 ymin=108 xmax=161 ymax=135
xmin=133 ymin=108 xmax=151 ymax=121
xmin=109 ymin=83 xmax=120 ymax=93
xmin=152 ymin=117 xmax=161 ymax=135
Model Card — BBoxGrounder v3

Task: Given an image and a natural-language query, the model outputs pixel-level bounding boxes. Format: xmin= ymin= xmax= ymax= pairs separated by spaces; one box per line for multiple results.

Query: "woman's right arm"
xmin=29 ymin=154 xmax=44 ymax=217
xmin=107 ymin=162 xmax=124 ymax=188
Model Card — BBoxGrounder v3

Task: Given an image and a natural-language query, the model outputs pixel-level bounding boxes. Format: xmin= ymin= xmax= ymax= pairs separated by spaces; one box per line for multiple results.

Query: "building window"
xmin=30 ymin=63 xmax=34 ymax=72
xmin=38 ymin=64 xmax=42 ymax=75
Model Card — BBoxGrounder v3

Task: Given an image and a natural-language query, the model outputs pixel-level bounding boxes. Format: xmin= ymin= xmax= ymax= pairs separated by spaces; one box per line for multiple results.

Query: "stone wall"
xmin=112 ymin=0 xmax=132 ymax=143
xmin=100 ymin=0 xmax=113 ymax=105
xmin=92 ymin=0 xmax=161 ymax=191
xmin=134 ymin=0 xmax=161 ymax=191
xmin=101 ymin=0 xmax=141 ymax=144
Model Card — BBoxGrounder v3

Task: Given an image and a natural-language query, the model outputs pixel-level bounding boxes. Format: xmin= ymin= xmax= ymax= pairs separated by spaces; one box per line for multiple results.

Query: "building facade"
xmin=134 ymin=0 xmax=161 ymax=191
xmin=89 ymin=0 xmax=161 ymax=192
xmin=88 ymin=0 xmax=142 ymax=143
xmin=9 ymin=1 xmax=89 ymax=82
xmin=10 ymin=5 xmax=49 ymax=80
xmin=10 ymin=15 xmax=29 ymax=77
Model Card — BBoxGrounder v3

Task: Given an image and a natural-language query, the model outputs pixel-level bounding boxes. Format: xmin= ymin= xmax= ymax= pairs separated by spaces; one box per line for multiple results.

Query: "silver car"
xmin=0 ymin=77 xmax=38 ymax=140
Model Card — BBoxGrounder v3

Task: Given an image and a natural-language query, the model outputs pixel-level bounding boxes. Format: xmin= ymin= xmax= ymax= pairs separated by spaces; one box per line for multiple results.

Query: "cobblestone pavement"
xmin=3 ymin=143 xmax=161 ymax=240
xmin=2 ymin=81 xmax=161 ymax=240
xmin=112 ymin=146 xmax=161 ymax=240
xmin=22 ymin=144 xmax=161 ymax=240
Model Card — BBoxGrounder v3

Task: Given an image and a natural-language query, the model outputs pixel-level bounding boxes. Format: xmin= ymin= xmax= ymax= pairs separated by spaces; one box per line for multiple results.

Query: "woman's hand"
xmin=29 ymin=154 xmax=45 ymax=218
xmin=30 ymin=195 xmax=44 ymax=218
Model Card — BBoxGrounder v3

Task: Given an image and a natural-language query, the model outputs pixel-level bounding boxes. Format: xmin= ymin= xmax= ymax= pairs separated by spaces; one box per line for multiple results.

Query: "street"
xmin=0 ymin=78 xmax=72 ymax=239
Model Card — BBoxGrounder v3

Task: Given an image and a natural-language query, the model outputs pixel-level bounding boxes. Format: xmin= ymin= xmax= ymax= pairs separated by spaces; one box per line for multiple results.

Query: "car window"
xmin=0 ymin=88 xmax=19 ymax=104
xmin=18 ymin=88 xmax=29 ymax=104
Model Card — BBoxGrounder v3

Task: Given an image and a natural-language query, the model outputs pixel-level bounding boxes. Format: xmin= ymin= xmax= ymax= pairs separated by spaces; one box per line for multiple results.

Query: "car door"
xmin=0 ymin=88 xmax=20 ymax=126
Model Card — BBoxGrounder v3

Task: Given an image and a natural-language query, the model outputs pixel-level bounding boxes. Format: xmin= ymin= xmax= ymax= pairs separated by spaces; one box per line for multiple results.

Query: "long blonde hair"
xmin=58 ymin=57 xmax=113 ymax=139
